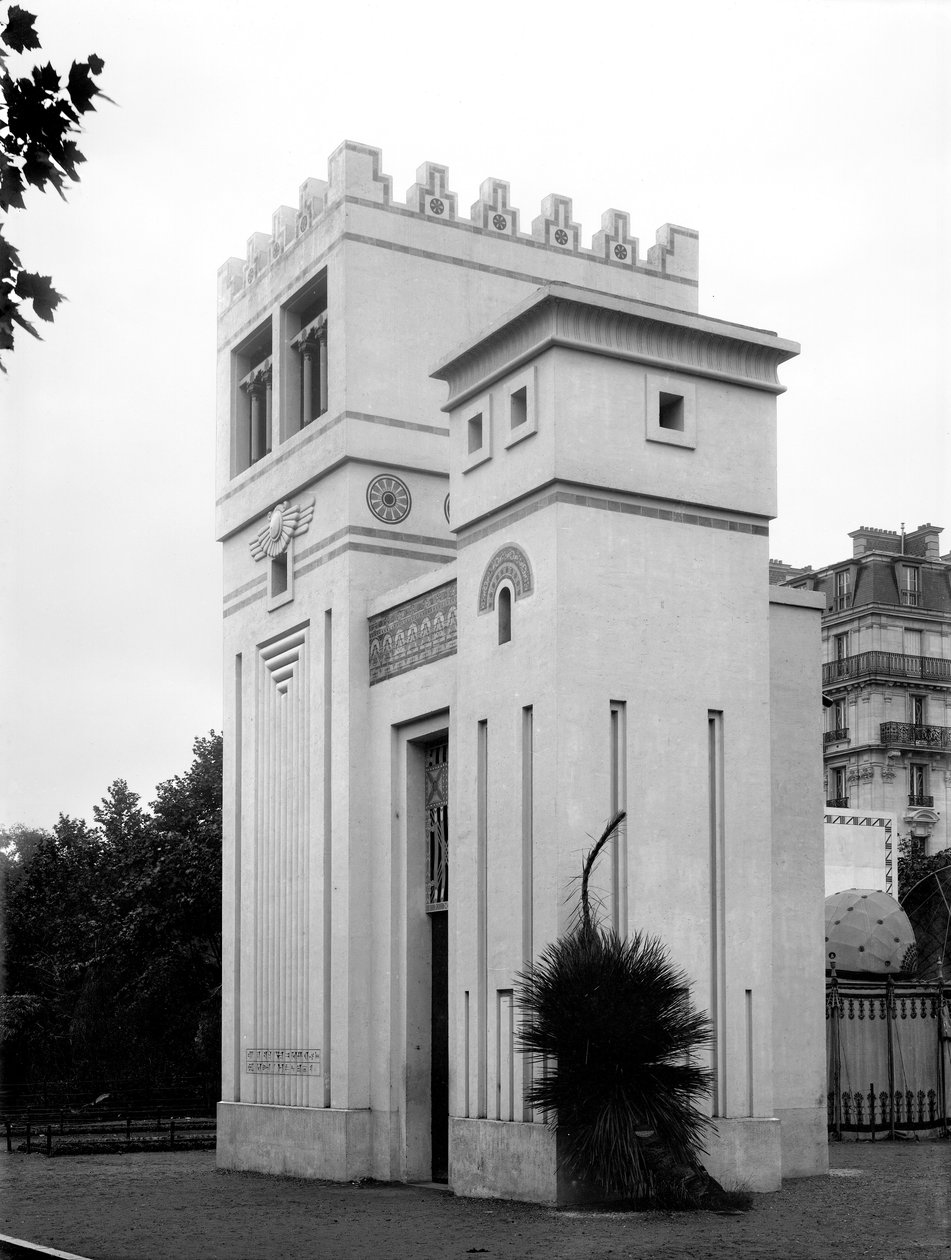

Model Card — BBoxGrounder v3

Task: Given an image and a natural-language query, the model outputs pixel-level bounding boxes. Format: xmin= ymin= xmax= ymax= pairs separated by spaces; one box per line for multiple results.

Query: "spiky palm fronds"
xmin=516 ymin=812 xmax=713 ymax=1203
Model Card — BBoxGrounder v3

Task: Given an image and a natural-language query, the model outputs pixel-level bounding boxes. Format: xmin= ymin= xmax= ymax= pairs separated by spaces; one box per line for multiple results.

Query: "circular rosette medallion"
xmin=367 ymin=474 xmax=412 ymax=524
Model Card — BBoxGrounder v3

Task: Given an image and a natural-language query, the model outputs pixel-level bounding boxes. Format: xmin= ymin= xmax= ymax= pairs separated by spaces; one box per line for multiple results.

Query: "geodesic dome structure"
xmin=824 ymin=888 xmax=917 ymax=978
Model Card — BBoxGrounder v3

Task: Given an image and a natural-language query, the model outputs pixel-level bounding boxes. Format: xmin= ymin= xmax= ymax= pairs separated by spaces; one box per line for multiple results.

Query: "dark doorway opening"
xmin=430 ymin=909 xmax=449 ymax=1181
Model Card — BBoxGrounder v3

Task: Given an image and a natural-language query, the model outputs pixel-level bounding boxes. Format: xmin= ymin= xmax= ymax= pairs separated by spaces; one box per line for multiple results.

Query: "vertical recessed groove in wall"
xmin=289 ymin=662 xmax=298 ymax=1108
xmin=745 ymin=989 xmax=754 ymax=1117
xmin=495 ymin=990 xmax=503 ymax=1121
xmin=256 ymin=656 xmax=267 ymax=1105
xmin=287 ymin=668 xmax=297 ymax=1106
xmin=610 ymin=701 xmax=628 ymax=937
xmin=300 ymin=647 xmax=310 ymax=1108
xmin=278 ymin=685 xmax=287 ymax=1106
xmin=270 ymin=680 xmax=278 ymax=1108
xmin=233 ymin=654 xmax=242 ymax=1101
xmin=521 ymin=706 xmax=534 ymax=1122
xmin=277 ymin=680 xmax=284 ymax=1103
xmin=323 ymin=610 xmax=333 ymax=1108
xmin=477 ymin=719 xmax=488 ymax=1118
xmin=708 ymin=710 xmax=726 ymax=1116
xmin=464 ymin=990 xmax=471 ymax=1118
xmin=261 ymin=660 xmax=272 ymax=1104
xmin=251 ymin=657 xmax=259 ymax=1105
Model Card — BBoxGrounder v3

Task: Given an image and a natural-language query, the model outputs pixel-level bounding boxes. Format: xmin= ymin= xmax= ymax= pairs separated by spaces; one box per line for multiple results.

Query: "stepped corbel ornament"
xmin=250 ymin=499 xmax=315 ymax=561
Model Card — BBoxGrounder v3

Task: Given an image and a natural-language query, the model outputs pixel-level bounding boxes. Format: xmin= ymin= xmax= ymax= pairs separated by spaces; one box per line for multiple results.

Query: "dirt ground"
xmin=1 ymin=1140 xmax=949 ymax=1260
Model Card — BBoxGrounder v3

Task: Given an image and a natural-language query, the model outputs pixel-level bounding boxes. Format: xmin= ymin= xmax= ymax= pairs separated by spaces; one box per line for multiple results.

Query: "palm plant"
xmin=516 ymin=811 xmax=714 ymax=1205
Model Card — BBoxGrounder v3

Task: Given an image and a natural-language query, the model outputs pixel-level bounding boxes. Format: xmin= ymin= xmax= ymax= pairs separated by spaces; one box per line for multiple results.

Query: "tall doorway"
xmin=425 ymin=741 xmax=449 ymax=1182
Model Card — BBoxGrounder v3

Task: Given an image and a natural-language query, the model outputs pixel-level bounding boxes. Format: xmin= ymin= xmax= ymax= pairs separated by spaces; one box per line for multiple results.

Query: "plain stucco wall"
xmin=769 ymin=586 xmax=829 ymax=1178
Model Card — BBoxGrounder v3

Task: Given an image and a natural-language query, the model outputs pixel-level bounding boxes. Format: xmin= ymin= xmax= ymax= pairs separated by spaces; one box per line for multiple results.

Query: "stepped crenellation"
xmin=217 ymin=140 xmax=698 ymax=311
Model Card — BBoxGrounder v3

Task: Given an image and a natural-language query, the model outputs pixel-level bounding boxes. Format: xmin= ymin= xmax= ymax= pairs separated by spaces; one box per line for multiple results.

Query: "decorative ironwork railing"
xmin=880 ymin=722 xmax=951 ymax=749
xmin=824 ymin=728 xmax=849 ymax=744
xmin=908 ymin=794 xmax=935 ymax=808
xmin=425 ymin=742 xmax=449 ymax=909
xmin=823 ymin=652 xmax=951 ymax=686
xmin=900 ymin=590 xmax=921 ymax=607
xmin=826 ymin=796 xmax=850 ymax=808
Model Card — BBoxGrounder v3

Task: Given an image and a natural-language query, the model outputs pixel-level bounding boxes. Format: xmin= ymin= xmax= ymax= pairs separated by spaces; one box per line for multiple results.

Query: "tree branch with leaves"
xmin=0 ymin=4 xmax=106 ymax=369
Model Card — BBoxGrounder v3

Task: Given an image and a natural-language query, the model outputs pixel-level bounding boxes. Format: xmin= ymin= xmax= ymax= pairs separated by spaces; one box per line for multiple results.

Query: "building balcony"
xmin=826 ymin=797 xmax=850 ymax=808
xmin=908 ymin=794 xmax=934 ymax=808
xmin=824 ymin=652 xmax=951 ymax=687
xmin=824 ymin=728 xmax=849 ymax=744
xmin=880 ymin=722 xmax=951 ymax=749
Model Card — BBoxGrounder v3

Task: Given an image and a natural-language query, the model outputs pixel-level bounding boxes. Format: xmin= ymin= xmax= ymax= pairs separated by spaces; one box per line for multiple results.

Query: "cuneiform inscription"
xmin=245 ymin=1048 xmax=321 ymax=1075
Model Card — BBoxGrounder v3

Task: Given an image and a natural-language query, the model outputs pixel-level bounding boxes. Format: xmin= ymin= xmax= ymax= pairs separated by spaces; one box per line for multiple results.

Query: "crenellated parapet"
xmin=218 ymin=141 xmax=699 ymax=312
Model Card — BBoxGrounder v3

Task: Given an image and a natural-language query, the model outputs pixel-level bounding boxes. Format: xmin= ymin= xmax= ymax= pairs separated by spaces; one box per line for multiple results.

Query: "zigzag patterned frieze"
xmin=368 ymin=582 xmax=457 ymax=685
xmin=436 ymin=291 xmax=794 ymax=407
xmin=218 ymin=141 xmax=698 ymax=311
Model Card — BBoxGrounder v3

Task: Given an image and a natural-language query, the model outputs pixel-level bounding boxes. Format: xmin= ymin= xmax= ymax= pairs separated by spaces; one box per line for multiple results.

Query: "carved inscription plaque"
xmin=245 ymin=1048 xmax=321 ymax=1075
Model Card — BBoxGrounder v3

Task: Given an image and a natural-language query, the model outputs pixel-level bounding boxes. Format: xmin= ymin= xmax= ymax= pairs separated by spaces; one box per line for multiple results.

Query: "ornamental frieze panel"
xmin=368 ymin=582 xmax=457 ymax=685
xmin=478 ymin=544 xmax=533 ymax=613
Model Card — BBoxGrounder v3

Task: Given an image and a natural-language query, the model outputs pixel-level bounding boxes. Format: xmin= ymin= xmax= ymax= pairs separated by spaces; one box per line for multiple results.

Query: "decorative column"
xmin=301 ymin=343 xmax=315 ymax=426
xmin=317 ymin=319 xmax=328 ymax=416
xmin=292 ymin=311 xmax=328 ymax=428
xmin=263 ymin=363 xmax=273 ymax=454
xmin=248 ymin=379 xmax=266 ymax=464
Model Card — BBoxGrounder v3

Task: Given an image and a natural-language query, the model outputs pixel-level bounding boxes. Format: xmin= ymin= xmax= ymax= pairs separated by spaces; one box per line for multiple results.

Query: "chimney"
xmin=848 ymin=526 xmax=901 ymax=557
xmin=903 ymin=523 xmax=943 ymax=559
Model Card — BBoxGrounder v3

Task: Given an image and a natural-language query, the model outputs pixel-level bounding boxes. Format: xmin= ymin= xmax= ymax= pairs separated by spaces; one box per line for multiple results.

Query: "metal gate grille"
xmin=425 ymin=742 xmax=449 ymax=909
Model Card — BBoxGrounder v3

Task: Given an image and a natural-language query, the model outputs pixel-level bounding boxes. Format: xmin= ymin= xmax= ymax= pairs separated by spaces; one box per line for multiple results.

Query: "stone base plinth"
xmin=217 ymin=1102 xmax=370 ymax=1180
xmin=701 ymin=1117 xmax=783 ymax=1191
xmin=775 ymin=1106 xmax=829 ymax=1179
xmin=450 ymin=1119 xmax=558 ymax=1203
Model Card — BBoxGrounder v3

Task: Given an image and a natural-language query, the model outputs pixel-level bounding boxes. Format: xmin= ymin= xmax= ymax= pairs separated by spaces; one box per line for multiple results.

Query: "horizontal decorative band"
xmin=433 ymin=288 xmax=796 ymax=407
xmin=458 ymin=485 xmax=769 ymax=549
xmin=369 ymin=581 xmax=458 ymax=685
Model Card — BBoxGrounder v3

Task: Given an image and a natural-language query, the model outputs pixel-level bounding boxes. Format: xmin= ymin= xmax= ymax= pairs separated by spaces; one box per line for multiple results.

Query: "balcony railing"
xmin=824 ymin=652 xmax=951 ymax=686
xmin=900 ymin=590 xmax=921 ymax=607
xmin=880 ymin=722 xmax=951 ymax=749
xmin=826 ymin=797 xmax=850 ymax=808
xmin=824 ymin=728 xmax=849 ymax=744
xmin=908 ymin=794 xmax=934 ymax=808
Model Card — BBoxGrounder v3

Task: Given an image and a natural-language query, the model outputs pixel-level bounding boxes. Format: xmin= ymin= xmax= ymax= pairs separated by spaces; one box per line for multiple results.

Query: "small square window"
xmin=645 ymin=374 xmax=696 ymax=448
xmin=267 ymin=548 xmax=294 ymax=611
xmin=502 ymin=366 xmax=538 ymax=450
xmin=658 ymin=392 xmax=684 ymax=431
xmin=462 ymin=393 xmax=492 ymax=471
xmin=468 ymin=413 xmax=484 ymax=455
xmin=510 ymin=387 xmax=528 ymax=430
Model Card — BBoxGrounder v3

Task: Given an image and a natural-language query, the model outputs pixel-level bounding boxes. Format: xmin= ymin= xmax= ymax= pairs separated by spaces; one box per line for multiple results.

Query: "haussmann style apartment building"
xmin=775 ymin=525 xmax=951 ymax=866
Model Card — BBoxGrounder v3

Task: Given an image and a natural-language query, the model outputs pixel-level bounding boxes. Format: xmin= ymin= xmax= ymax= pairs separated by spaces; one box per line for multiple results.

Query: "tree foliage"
xmin=0 ymin=734 xmax=221 ymax=1089
xmin=517 ymin=813 xmax=714 ymax=1205
xmin=897 ymin=835 xmax=951 ymax=901
xmin=0 ymin=4 xmax=105 ymax=368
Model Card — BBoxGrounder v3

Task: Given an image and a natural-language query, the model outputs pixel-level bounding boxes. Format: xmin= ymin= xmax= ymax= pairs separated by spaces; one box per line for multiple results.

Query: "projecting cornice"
xmin=431 ymin=283 xmax=799 ymax=408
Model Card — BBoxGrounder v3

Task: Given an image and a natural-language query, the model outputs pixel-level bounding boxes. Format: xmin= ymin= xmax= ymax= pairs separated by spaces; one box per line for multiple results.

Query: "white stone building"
xmin=215 ymin=141 xmax=828 ymax=1201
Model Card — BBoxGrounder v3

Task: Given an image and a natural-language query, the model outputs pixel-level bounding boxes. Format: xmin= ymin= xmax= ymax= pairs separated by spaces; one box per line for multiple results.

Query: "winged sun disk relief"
xmin=250 ymin=499 xmax=316 ymax=561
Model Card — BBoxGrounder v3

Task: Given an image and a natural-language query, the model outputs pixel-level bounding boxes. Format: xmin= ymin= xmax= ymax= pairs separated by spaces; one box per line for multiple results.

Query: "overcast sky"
xmin=1 ymin=0 xmax=948 ymax=829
